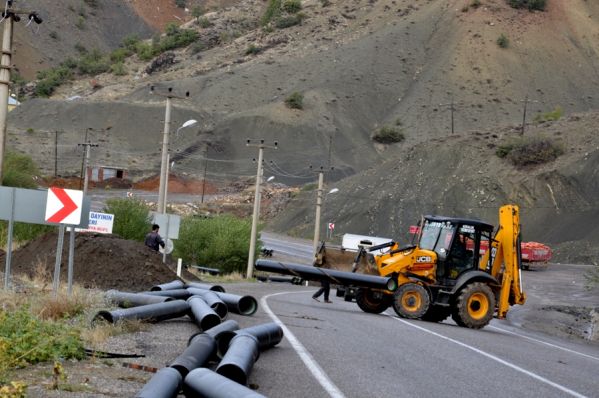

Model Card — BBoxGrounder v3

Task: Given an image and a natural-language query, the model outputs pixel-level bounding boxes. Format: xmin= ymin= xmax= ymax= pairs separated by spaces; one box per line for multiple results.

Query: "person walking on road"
xmin=312 ymin=280 xmax=332 ymax=303
xmin=145 ymin=224 xmax=165 ymax=252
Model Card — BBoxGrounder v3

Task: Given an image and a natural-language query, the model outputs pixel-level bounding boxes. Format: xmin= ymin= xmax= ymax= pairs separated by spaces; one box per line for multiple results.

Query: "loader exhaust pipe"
xmin=255 ymin=259 xmax=398 ymax=291
xmin=93 ymin=300 xmax=190 ymax=324
xmin=214 ymin=292 xmax=258 ymax=316
xmin=215 ymin=322 xmax=283 ymax=358
xmin=215 ymin=333 xmax=260 ymax=385
xmin=183 ymin=368 xmax=266 ymax=398
xmin=105 ymin=290 xmax=173 ymax=308
xmin=135 ymin=367 xmax=182 ymax=398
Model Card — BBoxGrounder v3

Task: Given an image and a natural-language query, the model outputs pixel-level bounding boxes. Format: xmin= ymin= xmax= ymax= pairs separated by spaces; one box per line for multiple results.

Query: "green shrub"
xmin=1 ymin=151 xmax=39 ymax=188
xmin=76 ymin=16 xmax=86 ymax=30
xmin=496 ymin=136 xmax=563 ymax=167
xmin=174 ymin=215 xmax=257 ymax=274
xmin=35 ymin=65 xmax=72 ymax=97
xmin=103 ymin=198 xmax=151 ymax=241
xmin=192 ymin=6 xmax=205 ymax=20
xmin=190 ymin=41 xmax=205 ymax=54
xmin=471 ymin=0 xmax=481 ymax=8
xmin=262 ymin=0 xmax=282 ymax=25
xmin=285 ymin=92 xmax=304 ymax=109
xmin=534 ymin=106 xmax=563 ymax=123
xmin=122 ymin=34 xmax=141 ymax=51
xmin=136 ymin=43 xmax=156 ymax=61
xmin=198 ymin=17 xmax=213 ymax=28
xmin=282 ymin=0 xmax=302 ymax=13
xmin=175 ymin=0 xmax=186 ymax=8
xmin=372 ymin=126 xmax=405 ymax=144
xmin=0 ymin=307 xmax=84 ymax=371
xmin=77 ymin=49 xmax=110 ymax=75
xmin=74 ymin=43 xmax=87 ymax=54
xmin=245 ymin=44 xmax=262 ymax=55
xmin=497 ymin=34 xmax=509 ymax=48
xmin=275 ymin=14 xmax=305 ymax=29
xmin=110 ymin=62 xmax=127 ymax=76
xmin=508 ymin=0 xmax=546 ymax=11
xmin=110 ymin=47 xmax=132 ymax=63
xmin=84 ymin=0 xmax=99 ymax=7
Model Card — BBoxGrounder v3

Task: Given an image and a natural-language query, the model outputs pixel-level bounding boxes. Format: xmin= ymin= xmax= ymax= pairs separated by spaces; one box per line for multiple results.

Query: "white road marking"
xmin=262 ymin=291 xmax=346 ymax=398
xmin=488 ymin=325 xmax=599 ymax=362
xmin=386 ymin=314 xmax=588 ymax=398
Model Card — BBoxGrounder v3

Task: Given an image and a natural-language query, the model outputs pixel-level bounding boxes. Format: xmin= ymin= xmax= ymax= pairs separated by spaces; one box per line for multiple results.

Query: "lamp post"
xmin=162 ymin=119 xmax=197 ymax=213
xmin=313 ymin=179 xmax=339 ymax=257
xmin=150 ymin=86 xmax=190 ymax=214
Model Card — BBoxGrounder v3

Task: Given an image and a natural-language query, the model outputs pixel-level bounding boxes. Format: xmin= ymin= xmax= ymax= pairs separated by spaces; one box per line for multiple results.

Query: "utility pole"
xmin=150 ymin=85 xmax=190 ymax=214
xmin=0 ymin=2 xmax=42 ymax=185
xmin=312 ymin=166 xmax=325 ymax=256
xmin=439 ymin=97 xmax=456 ymax=135
xmin=201 ymin=153 xmax=208 ymax=204
xmin=78 ymin=139 xmax=98 ymax=195
xmin=54 ymin=131 xmax=59 ymax=178
xmin=519 ymin=95 xmax=539 ymax=135
xmin=246 ymin=139 xmax=278 ymax=279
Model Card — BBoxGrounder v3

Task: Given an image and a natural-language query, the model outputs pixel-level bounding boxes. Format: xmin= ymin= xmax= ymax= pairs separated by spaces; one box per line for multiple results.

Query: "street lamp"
xmin=313 ymin=182 xmax=339 ymax=256
xmin=162 ymin=119 xmax=198 ymax=213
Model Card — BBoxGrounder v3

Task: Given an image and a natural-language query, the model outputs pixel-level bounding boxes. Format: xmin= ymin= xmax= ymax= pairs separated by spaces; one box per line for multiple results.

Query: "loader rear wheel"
xmin=355 ymin=288 xmax=391 ymax=314
xmin=421 ymin=305 xmax=450 ymax=323
xmin=452 ymin=282 xmax=495 ymax=329
xmin=392 ymin=283 xmax=430 ymax=319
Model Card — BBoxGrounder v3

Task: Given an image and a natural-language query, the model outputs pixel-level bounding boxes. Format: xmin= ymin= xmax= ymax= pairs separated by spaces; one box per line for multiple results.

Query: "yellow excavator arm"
xmin=479 ymin=205 xmax=527 ymax=318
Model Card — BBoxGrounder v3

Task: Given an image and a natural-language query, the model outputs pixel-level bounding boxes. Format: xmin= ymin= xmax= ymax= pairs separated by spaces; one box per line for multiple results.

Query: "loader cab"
xmin=418 ymin=216 xmax=494 ymax=285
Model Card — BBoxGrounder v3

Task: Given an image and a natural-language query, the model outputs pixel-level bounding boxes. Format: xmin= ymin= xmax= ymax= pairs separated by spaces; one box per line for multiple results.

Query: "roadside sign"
xmin=159 ymin=239 xmax=174 ymax=254
xmin=151 ymin=212 xmax=180 ymax=240
xmin=78 ymin=212 xmax=114 ymax=234
xmin=328 ymin=222 xmax=335 ymax=230
xmin=0 ymin=186 xmax=89 ymax=227
xmin=45 ymin=187 xmax=83 ymax=225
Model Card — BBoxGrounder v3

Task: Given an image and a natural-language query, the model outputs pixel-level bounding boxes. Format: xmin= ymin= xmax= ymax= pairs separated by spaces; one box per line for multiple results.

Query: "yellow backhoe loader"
xmin=333 ymin=205 xmax=527 ymax=329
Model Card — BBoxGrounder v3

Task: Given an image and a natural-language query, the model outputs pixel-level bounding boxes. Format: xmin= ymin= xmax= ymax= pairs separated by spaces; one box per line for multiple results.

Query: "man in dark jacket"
xmin=145 ymin=224 xmax=165 ymax=252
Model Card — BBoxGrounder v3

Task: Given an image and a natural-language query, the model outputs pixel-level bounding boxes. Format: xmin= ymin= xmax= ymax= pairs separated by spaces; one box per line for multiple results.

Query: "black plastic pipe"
xmin=216 ymin=322 xmax=283 ymax=358
xmin=169 ymin=333 xmax=216 ymax=378
xmin=93 ymin=300 xmax=190 ymax=324
xmin=191 ymin=265 xmax=221 ymax=275
xmin=214 ymin=292 xmax=258 ymax=316
xmin=135 ymin=367 xmax=182 ymax=398
xmin=185 ymin=281 xmax=226 ymax=293
xmin=150 ymin=280 xmax=186 ymax=291
xmin=215 ymin=333 xmax=260 ymax=386
xmin=187 ymin=289 xmax=228 ymax=319
xmin=105 ymin=290 xmax=173 ymax=308
xmin=187 ymin=319 xmax=240 ymax=346
xmin=255 ymin=259 xmax=398 ymax=291
xmin=187 ymin=296 xmax=221 ymax=331
xmin=141 ymin=289 xmax=192 ymax=300
xmin=256 ymin=275 xmax=303 ymax=284
xmin=183 ymin=368 xmax=266 ymax=398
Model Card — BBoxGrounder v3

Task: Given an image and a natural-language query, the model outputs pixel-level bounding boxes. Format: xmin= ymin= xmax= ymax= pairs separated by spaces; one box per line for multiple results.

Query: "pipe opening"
xmin=238 ymin=296 xmax=258 ymax=315
xmin=217 ymin=364 xmax=247 ymax=386
xmin=200 ymin=313 xmax=221 ymax=331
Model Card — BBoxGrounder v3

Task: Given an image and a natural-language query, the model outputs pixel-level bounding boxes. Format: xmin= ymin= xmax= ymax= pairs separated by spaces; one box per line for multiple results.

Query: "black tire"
xmin=344 ymin=293 xmax=353 ymax=302
xmin=392 ymin=283 xmax=430 ymax=319
xmin=452 ymin=282 xmax=495 ymax=329
xmin=422 ymin=305 xmax=451 ymax=323
xmin=355 ymin=288 xmax=391 ymax=314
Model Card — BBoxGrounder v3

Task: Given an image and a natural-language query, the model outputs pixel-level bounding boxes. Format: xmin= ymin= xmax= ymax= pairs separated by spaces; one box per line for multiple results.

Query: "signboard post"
xmin=151 ymin=212 xmax=181 ymax=264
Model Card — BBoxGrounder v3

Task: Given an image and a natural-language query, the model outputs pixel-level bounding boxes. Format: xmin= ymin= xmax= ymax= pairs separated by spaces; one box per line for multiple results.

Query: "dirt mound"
xmin=1 ymin=232 xmax=197 ymax=291
xmin=133 ymin=174 xmax=218 ymax=194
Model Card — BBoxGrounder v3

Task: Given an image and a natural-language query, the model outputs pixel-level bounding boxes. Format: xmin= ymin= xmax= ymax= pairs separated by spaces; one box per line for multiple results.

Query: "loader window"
xmin=419 ymin=221 xmax=456 ymax=261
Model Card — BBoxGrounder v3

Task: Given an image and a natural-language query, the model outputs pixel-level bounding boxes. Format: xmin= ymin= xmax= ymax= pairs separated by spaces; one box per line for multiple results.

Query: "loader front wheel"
xmin=452 ymin=282 xmax=495 ymax=329
xmin=392 ymin=283 xmax=430 ymax=319
xmin=355 ymin=288 xmax=391 ymax=314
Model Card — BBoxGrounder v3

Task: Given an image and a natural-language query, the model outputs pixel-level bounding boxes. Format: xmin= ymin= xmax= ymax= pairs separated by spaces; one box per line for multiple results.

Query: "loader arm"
xmin=479 ymin=205 xmax=526 ymax=318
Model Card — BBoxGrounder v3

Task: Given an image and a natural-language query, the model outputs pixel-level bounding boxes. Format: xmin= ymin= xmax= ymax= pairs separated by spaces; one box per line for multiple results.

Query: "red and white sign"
xmin=45 ymin=187 xmax=83 ymax=225
xmin=328 ymin=223 xmax=335 ymax=230
xmin=409 ymin=225 xmax=421 ymax=234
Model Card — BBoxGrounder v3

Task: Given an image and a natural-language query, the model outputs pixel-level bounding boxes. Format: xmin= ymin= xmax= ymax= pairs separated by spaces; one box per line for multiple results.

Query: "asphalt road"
xmin=245 ymin=233 xmax=599 ymax=398
xmin=239 ymin=281 xmax=599 ymax=398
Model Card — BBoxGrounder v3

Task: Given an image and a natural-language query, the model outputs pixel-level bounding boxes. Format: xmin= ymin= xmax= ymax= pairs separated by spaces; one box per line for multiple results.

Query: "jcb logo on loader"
xmin=416 ymin=256 xmax=432 ymax=263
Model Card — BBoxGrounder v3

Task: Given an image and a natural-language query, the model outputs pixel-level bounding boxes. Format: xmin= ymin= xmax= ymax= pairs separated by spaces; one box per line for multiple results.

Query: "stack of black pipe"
xmin=95 ymin=280 xmax=281 ymax=397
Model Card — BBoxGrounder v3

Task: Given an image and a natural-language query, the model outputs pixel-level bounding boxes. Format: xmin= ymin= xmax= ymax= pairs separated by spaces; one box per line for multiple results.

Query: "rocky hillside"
xmin=4 ymin=0 xmax=599 ymax=262
xmin=269 ymin=109 xmax=599 ymax=264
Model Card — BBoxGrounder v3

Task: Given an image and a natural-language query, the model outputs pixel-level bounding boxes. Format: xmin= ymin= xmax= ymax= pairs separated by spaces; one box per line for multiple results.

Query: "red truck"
xmin=468 ymin=240 xmax=552 ymax=270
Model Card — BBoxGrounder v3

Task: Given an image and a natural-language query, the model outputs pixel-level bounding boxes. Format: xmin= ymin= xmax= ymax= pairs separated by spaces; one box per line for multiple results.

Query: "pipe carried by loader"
xmin=254 ymin=260 xmax=398 ymax=292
